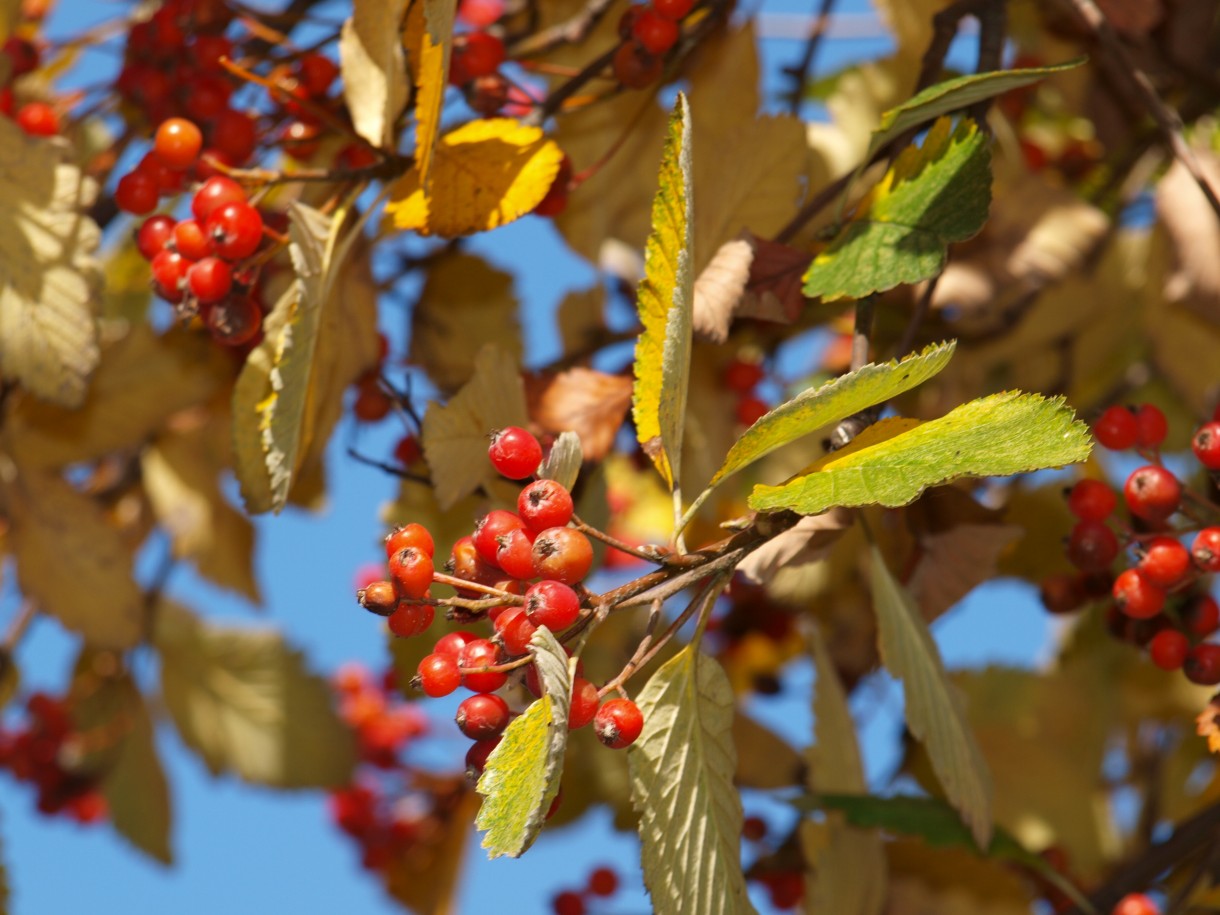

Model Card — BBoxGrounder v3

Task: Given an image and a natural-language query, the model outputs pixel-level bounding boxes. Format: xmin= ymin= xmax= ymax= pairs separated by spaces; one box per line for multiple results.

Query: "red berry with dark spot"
xmin=1185 ymin=644 xmax=1220 ymax=686
xmin=1138 ymin=536 xmax=1191 ymax=588
xmin=1065 ymin=520 xmax=1119 ymax=572
xmin=207 ymin=201 xmax=264 ymax=260
xmin=518 ymin=479 xmax=575 ymax=532
xmin=1094 ymin=405 xmax=1138 ymax=451
xmin=385 ymin=522 xmax=435 ymax=560
xmin=388 ymin=546 xmax=434 ymax=600
xmin=1134 ymin=404 xmax=1168 ymax=449
xmin=1148 ymin=629 xmax=1188 ymax=671
xmin=474 ymin=509 xmax=527 ymax=565
xmin=594 ymin=698 xmax=644 ymax=749
xmin=568 ymin=677 xmax=599 ymax=729
xmin=1193 ymin=421 xmax=1220 ymax=470
xmin=206 ymin=295 xmax=262 ymax=347
xmin=459 ymin=638 xmax=507 ymax=692
xmin=417 ymin=653 xmax=461 ymax=697
xmin=525 ymin=580 xmax=582 ymax=631
xmin=1112 ymin=568 xmax=1165 ymax=620
xmin=532 ymin=527 xmax=593 ymax=584
xmin=488 ymin=426 xmax=543 ymax=479
xmin=455 ymin=692 xmax=510 ymax=740
xmin=493 ymin=605 xmax=537 ymax=656
xmin=612 ymin=43 xmax=662 ymax=89
xmin=1124 ymin=465 xmax=1182 ymax=523
xmin=1193 ymin=527 xmax=1220 ymax=572
xmin=1067 ymin=479 xmax=1116 ymax=521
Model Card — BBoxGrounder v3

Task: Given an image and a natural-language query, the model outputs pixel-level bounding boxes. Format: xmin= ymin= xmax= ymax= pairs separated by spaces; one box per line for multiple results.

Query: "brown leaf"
xmin=384 ymin=781 xmax=479 ymax=915
xmin=741 ymin=234 xmax=812 ymax=324
xmin=734 ymin=711 xmax=804 ymax=789
xmin=1155 ymin=148 xmax=1220 ymax=322
xmin=525 ymin=368 xmax=632 ymax=463
xmin=738 ymin=509 xmax=854 ymax=584
xmin=693 ymin=236 xmax=754 ymax=343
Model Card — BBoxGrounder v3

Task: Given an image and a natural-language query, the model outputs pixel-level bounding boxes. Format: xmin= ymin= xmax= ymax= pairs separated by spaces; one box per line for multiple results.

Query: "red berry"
xmin=450 ymin=535 xmax=502 ymax=595
xmin=568 ymin=677 xmax=599 ymax=730
xmin=533 ymin=155 xmax=572 ymax=217
xmin=352 ymin=377 xmax=391 ymax=423
xmin=724 ymin=359 xmax=765 ymax=394
xmin=173 ymin=218 xmax=213 ymax=261
xmin=15 ymin=101 xmax=59 ymax=136
xmin=453 ymin=33 xmax=504 ymax=81
xmin=552 ymin=891 xmax=585 ymax=915
xmin=766 ymin=871 xmax=805 ymax=909
xmin=742 ymin=816 xmax=768 ymax=842
xmin=468 ymin=72 xmax=509 ymax=117
xmin=459 ymin=639 xmax=507 ymax=692
xmin=115 ymin=171 xmax=159 ymax=215
xmin=385 ymin=523 xmax=435 ymax=560
xmin=532 ymin=527 xmax=594 ymax=584
xmin=207 ymin=201 xmax=264 ymax=260
xmin=525 ymin=580 xmax=582 ymax=631
xmin=394 ymin=434 xmax=422 ymax=466
xmin=357 ymin=579 xmax=399 ymax=617
xmin=389 ymin=546 xmax=434 ymax=600
xmin=1066 ymin=479 xmax=1116 ymax=521
xmin=653 ymin=0 xmax=695 ymax=18
xmin=417 ymin=653 xmax=461 ymax=697
xmin=191 ymin=33 xmax=233 ymax=69
xmin=1124 ymin=465 xmax=1182 ymax=523
xmin=187 ymin=256 xmax=233 ymax=303
xmin=298 ymin=53 xmax=339 ymax=96
xmin=1192 ymin=421 xmax=1220 ymax=470
xmin=138 ymin=151 xmax=185 ymax=194
xmin=1134 ymin=404 xmax=1168 ymax=449
xmin=493 ymin=605 xmax=537 ymax=656
xmin=3 ymin=37 xmax=40 ymax=77
xmin=150 ymin=249 xmax=191 ymax=302
xmin=459 ymin=0 xmax=505 ymax=27
xmin=473 ymin=509 xmax=527 ymax=565
xmin=1192 ymin=527 xmax=1220 ymax=572
xmin=1112 ymin=568 xmax=1166 ymax=620
xmin=434 ymin=630 xmax=479 ymax=660
xmin=736 ymin=395 xmax=769 ymax=426
xmin=594 ymin=698 xmax=644 ymax=749
xmin=1137 ymin=536 xmax=1192 ymax=588
xmin=212 ymin=108 xmax=258 ymax=163
xmin=153 ymin=117 xmax=203 ymax=170
xmin=496 ymin=528 xmax=538 ymax=581
xmin=1094 ymin=405 xmax=1139 ymax=450
xmin=1148 ymin=629 xmax=1189 ymax=671
xmin=205 ymin=295 xmax=262 ymax=347
xmin=281 ymin=119 xmax=322 ymax=160
xmin=632 ymin=9 xmax=680 ymax=54
xmin=387 ymin=601 xmax=435 ymax=638
xmin=518 ymin=480 xmax=575 ymax=533
xmin=135 ymin=215 xmax=175 ymax=260
xmin=488 ymin=426 xmax=543 ymax=479
xmin=1039 ymin=573 xmax=1087 ymax=615
xmin=1065 ymin=520 xmax=1119 ymax=572
xmin=191 ymin=176 xmax=247 ymax=223
xmin=612 ymin=43 xmax=662 ymax=89
xmin=1182 ymin=594 xmax=1220 ymax=638
xmin=1112 ymin=894 xmax=1160 ymax=915
xmin=1185 ymin=644 xmax=1220 ymax=686
xmin=465 ymin=737 xmax=501 ymax=778
xmin=455 ymin=692 xmax=511 ymax=740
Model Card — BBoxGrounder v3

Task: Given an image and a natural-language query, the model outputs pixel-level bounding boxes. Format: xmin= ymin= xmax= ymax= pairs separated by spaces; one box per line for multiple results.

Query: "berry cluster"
xmin=0 ymin=37 xmax=62 ymax=137
xmin=1043 ymin=402 xmax=1220 ymax=685
xmin=356 ymin=425 xmax=646 ymax=772
xmin=723 ymin=356 xmax=769 ymax=427
xmin=613 ymin=0 xmax=695 ymax=89
xmin=0 ymin=692 xmax=108 ymax=825
xmin=334 ymin=662 xmax=428 ymax=768
xmin=549 ymin=865 xmax=621 ymax=915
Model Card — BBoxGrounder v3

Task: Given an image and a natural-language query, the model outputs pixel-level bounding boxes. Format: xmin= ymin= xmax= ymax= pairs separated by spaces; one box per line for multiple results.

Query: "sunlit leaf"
xmin=0 ymin=116 xmax=101 ymax=406
xmin=407 ymin=0 xmax=456 ymax=190
xmin=538 ymin=430 xmax=582 ymax=492
xmin=712 ymin=341 xmax=955 ymax=488
xmin=339 ymin=0 xmax=410 ymax=148
xmin=629 ymin=646 xmax=755 ymax=915
xmin=421 ymin=344 xmax=528 ymax=509
xmin=476 ymin=627 xmax=571 ymax=857
xmin=386 ymin=119 xmax=563 ymax=237
xmin=804 ymin=117 xmax=991 ymax=301
xmin=869 ymin=544 xmax=993 ymax=846
xmin=155 ymin=601 xmax=357 ymax=788
xmin=632 ymin=92 xmax=694 ymax=492
xmin=749 ymin=392 xmax=1092 ymax=515
xmin=526 ymin=368 xmax=633 ymax=464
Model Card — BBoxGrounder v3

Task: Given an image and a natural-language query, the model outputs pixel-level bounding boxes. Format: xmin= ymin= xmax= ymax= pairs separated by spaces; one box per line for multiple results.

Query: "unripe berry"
xmin=1093 ymin=405 xmax=1138 ymax=450
xmin=357 ymin=579 xmax=398 ymax=617
xmin=594 ymin=697 xmax=644 ymax=749
xmin=1124 ymin=465 xmax=1182 ymax=523
xmin=488 ymin=426 xmax=543 ymax=479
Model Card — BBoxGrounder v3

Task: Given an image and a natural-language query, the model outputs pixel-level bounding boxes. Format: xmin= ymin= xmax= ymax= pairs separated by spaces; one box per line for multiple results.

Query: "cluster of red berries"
xmin=0 ymin=37 xmax=62 ymax=137
xmin=1043 ymin=402 xmax=1220 ymax=685
xmin=356 ymin=425 xmax=646 ymax=775
xmin=333 ymin=662 xmax=428 ymax=769
xmin=707 ymin=576 xmax=797 ymax=695
xmin=0 ymin=692 xmax=108 ymax=825
xmin=723 ymin=356 xmax=769 ymax=428
xmin=612 ymin=0 xmax=695 ymax=89
xmin=550 ymin=865 xmax=621 ymax=915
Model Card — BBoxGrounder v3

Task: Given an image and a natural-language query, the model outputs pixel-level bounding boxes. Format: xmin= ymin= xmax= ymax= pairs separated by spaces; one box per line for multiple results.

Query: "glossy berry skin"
xmin=459 ymin=638 xmax=507 ymax=692
xmin=416 ymin=653 xmax=461 ymax=697
xmin=207 ymin=201 xmax=263 ymax=260
xmin=150 ymin=250 xmax=191 ymax=302
xmin=153 ymin=117 xmax=203 ymax=169
xmin=1137 ymin=536 xmax=1192 ymax=588
xmin=495 ymin=528 xmax=538 ymax=581
xmin=1112 ymin=568 xmax=1165 ymax=620
xmin=388 ymin=546 xmax=434 ymax=600
xmin=633 ymin=10 xmax=680 ymax=54
xmin=191 ymin=176 xmax=247 ymax=223
xmin=387 ymin=601 xmax=434 ymax=638
xmin=173 ymin=219 xmax=213 ymax=261
xmin=205 ymin=296 xmax=262 ymax=347
xmin=525 ymin=580 xmax=582 ymax=631
xmin=474 ymin=509 xmax=527 ymax=565
xmin=1066 ymin=479 xmax=1116 ymax=521
xmin=568 ymin=677 xmax=599 ymax=730
xmin=1193 ymin=421 xmax=1220 ymax=470
xmin=1111 ymin=894 xmax=1159 ymax=915
xmin=1066 ymin=520 xmax=1119 ymax=572
xmin=1193 ymin=528 xmax=1220 ymax=572
xmin=187 ymin=257 xmax=233 ymax=304
xmin=493 ymin=606 xmax=537 ymax=656
xmin=1185 ymin=644 xmax=1220 ymax=686
xmin=613 ymin=43 xmax=662 ymax=89
xmin=115 ymin=171 xmax=159 ymax=215
xmin=383 ymin=526 xmax=432 ymax=565
xmin=518 ymin=479 xmax=575 ymax=532
xmin=1094 ymin=405 xmax=1139 ymax=451
xmin=532 ymin=527 xmax=594 ymax=584
xmin=433 ymin=630 xmax=479 ymax=659
xmin=1183 ymin=594 xmax=1220 ymax=638
xmin=358 ymin=579 xmax=398 ymax=617
xmin=135 ymin=215 xmax=175 ymax=260
xmin=594 ymin=698 xmax=644 ymax=749
xmin=653 ymin=0 xmax=694 ymax=17
xmin=1148 ymin=629 xmax=1189 ymax=671
xmin=1124 ymin=466 xmax=1182 ymax=523
xmin=16 ymin=101 xmax=59 ymax=136
xmin=1134 ymin=404 xmax=1168 ymax=449
xmin=455 ymin=693 xmax=510 ymax=740
xmin=488 ymin=426 xmax=543 ymax=479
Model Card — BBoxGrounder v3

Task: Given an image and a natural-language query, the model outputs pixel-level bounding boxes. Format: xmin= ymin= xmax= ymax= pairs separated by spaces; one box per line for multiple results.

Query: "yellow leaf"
xmin=0 ymin=116 xmax=101 ymax=406
xmin=339 ymin=0 xmax=410 ymax=148
xmin=409 ymin=0 xmax=456 ymax=191
xmin=386 ymin=118 xmax=563 ymax=237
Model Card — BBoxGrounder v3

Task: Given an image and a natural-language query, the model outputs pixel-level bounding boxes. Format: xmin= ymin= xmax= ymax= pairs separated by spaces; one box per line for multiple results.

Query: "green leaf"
xmin=868 ymin=544 xmax=993 ymax=846
xmin=476 ymin=626 xmax=571 ymax=858
xmin=155 ymin=601 xmax=357 ymax=789
xmin=865 ymin=60 xmax=1085 ymax=162
xmin=710 ymin=341 xmax=955 ymax=487
xmin=804 ymin=117 xmax=990 ymax=301
xmin=538 ymin=430 xmax=582 ymax=491
xmin=628 ymin=646 xmax=755 ymax=915
xmin=632 ymin=92 xmax=694 ymax=492
xmin=749 ymin=391 xmax=1092 ymax=515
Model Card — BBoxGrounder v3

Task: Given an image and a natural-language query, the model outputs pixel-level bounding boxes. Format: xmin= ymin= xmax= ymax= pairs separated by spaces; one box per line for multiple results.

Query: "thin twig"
xmin=783 ymin=0 xmax=837 ymax=115
xmin=347 ymin=447 xmax=431 ymax=483
xmin=896 ymin=275 xmax=939 ymax=358
xmin=509 ymin=0 xmax=618 ymax=57
xmin=570 ymin=513 xmax=668 ymax=565
xmin=526 ymin=43 xmax=620 ymax=126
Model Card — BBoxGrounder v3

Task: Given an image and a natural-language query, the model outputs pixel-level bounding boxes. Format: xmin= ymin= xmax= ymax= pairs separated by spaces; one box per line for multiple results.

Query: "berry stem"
xmin=568 ymin=513 xmax=668 ymax=565
xmin=430 ymin=572 xmax=526 ymax=603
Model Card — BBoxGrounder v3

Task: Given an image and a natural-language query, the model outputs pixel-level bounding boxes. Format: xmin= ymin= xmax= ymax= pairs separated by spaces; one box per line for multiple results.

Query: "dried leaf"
xmin=738 ymin=509 xmax=854 ymax=584
xmin=537 ymin=430 xmax=582 ymax=492
xmin=526 ymin=368 xmax=632 ymax=463
xmin=339 ymin=0 xmax=410 ymax=148
xmin=1155 ymin=148 xmax=1220 ymax=322
xmin=693 ymin=236 xmax=754 ymax=343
